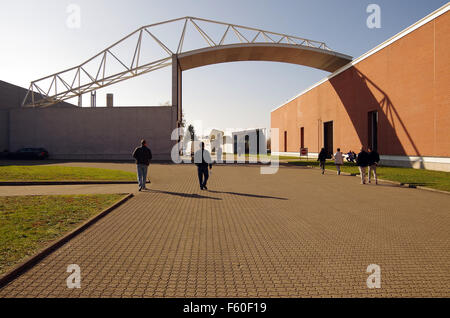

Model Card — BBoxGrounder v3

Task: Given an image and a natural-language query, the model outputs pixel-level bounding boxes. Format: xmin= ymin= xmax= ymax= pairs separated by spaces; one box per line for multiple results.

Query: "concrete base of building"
xmin=272 ymin=152 xmax=450 ymax=172
xmin=380 ymin=155 xmax=450 ymax=172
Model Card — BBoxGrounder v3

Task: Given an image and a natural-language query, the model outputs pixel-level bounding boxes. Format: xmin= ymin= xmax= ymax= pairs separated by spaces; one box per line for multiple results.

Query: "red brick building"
xmin=271 ymin=5 xmax=449 ymax=171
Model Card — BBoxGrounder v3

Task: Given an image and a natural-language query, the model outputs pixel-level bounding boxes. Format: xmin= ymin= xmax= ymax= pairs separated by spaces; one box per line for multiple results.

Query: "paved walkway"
xmin=1 ymin=164 xmax=449 ymax=297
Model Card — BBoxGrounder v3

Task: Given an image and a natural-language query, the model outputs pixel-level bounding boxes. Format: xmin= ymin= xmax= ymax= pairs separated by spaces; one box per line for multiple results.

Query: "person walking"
xmin=318 ymin=148 xmax=327 ymax=175
xmin=368 ymin=147 xmax=380 ymax=185
xmin=132 ymin=139 xmax=152 ymax=191
xmin=356 ymin=146 xmax=369 ymax=184
xmin=194 ymin=142 xmax=213 ymax=190
xmin=346 ymin=150 xmax=356 ymax=163
xmin=333 ymin=148 xmax=344 ymax=175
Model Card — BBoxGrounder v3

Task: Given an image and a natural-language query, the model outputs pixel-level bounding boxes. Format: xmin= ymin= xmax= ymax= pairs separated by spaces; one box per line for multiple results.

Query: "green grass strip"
xmin=0 ymin=194 xmax=125 ymax=274
xmin=0 ymin=166 xmax=135 ymax=182
xmin=288 ymin=160 xmax=450 ymax=192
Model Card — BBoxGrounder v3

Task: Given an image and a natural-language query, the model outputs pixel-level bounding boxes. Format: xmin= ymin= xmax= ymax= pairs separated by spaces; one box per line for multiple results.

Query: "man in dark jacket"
xmin=317 ymin=148 xmax=327 ymax=175
xmin=194 ymin=142 xmax=212 ymax=190
xmin=368 ymin=147 xmax=380 ymax=185
xmin=356 ymin=147 xmax=370 ymax=184
xmin=132 ymin=139 xmax=152 ymax=191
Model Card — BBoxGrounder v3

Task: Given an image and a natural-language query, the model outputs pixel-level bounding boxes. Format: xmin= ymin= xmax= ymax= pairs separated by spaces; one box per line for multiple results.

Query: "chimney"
xmin=90 ymin=91 xmax=96 ymax=107
xmin=106 ymin=94 xmax=114 ymax=107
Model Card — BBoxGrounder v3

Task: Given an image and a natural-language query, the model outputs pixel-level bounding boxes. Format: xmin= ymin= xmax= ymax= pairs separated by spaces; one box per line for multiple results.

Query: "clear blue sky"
xmin=0 ymin=0 xmax=447 ymax=134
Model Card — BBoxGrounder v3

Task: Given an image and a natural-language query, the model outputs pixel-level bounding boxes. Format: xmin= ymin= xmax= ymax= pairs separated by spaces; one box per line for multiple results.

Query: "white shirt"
xmin=334 ymin=151 xmax=344 ymax=165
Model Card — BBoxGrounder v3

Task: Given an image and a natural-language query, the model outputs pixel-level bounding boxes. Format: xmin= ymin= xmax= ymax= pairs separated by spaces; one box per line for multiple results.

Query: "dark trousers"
xmin=197 ymin=166 xmax=209 ymax=188
xmin=319 ymin=160 xmax=326 ymax=171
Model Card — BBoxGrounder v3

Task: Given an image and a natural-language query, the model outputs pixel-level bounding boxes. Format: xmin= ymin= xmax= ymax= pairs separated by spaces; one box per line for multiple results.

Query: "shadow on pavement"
xmin=145 ymin=189 xmax=222 ymax=200
xmin=208 ymin=190 xmax=288 ymax=200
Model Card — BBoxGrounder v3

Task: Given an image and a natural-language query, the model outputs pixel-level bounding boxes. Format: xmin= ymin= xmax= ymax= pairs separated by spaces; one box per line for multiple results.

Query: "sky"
xmin=0 ymin=0 xmax=447 ymax=135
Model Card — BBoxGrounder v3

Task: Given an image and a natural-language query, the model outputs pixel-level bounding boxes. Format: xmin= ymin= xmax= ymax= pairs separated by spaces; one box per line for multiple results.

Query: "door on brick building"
xmin=300 ymin=127 xmax=304 ymax=149
xmin=368 ymin=111 xmax=378 ymax=151
xmin=323 ymin=121 xmax=333 ymax=158
xmin=284 ymin=131 xmax=288 ymax=152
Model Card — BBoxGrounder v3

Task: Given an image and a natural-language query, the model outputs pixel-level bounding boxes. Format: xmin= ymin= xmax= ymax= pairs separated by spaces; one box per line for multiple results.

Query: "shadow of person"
xmin=145 ymin=188 xmax=222 ymax=200
xmin=207 ymin=190 xmax=287 ymax=200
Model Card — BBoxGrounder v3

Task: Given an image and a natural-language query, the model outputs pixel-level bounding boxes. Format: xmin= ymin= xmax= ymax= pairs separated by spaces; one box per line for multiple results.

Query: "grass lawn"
xmin=288 ymin=160 xmax=450 ymax=192
xmin=0 ymin=194 xmax=126 ymax=275
xmin=0 ymin=166 xmax=136 ymax=182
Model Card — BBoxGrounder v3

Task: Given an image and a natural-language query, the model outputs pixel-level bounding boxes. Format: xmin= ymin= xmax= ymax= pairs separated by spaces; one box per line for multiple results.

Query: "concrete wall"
xmin=0 ymin=80 xmax=75 ymax=110
xmin=232 ymin=129 xmax=267 ymax=155
xmin=0 ymin=80 xmax=77 ymax=152
xmin=0 ymin=111 xmax=9 ymax=151
xmin=271 ymin=8 xmax=450 ymax=171
xmin=0 ymin=80 xmax=27 ymax=110
xmin=9 ymin=106 xmax=175 ymax=160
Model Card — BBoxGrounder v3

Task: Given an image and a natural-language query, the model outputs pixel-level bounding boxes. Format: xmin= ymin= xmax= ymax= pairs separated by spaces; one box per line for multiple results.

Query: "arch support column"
xmin=172 ymin=55 xmax=182 ymax=129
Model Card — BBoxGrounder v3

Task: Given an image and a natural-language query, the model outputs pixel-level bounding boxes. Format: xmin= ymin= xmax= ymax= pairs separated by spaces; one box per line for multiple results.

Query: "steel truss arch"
xmin=23 ymin=17 xmax=352 ymax=107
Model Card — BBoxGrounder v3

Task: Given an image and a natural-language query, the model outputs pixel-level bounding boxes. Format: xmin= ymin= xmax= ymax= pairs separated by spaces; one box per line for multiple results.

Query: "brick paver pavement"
xmin=0 ymin=164 xmax=449 ymax=297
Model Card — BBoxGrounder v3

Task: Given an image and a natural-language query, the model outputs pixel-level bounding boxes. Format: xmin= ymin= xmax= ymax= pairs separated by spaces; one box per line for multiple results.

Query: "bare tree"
xmin=180 ymin=111 xmax=186 ymax=128
xmin=187 ymin=124 xmax=196 ymax=156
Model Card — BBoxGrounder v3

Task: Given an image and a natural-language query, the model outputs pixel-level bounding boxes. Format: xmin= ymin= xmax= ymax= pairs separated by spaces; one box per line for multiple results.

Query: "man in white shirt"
xmin=334 ymin=148 xmax=344 ymax=175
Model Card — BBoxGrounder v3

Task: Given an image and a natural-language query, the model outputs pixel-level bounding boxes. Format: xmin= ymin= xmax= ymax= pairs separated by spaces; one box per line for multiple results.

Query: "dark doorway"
xmin=245 ymin=135 xmax=250 ymax=154
xmin=284 ymin=131 xmax=287 ymax=152
xmin=323 ymin=121 xmax=333 ymax=158
xmin=233 ymin=135 xmax=238 ymax=154
xmin=368 ymin=111 xmax=378 ymax=151
xmin=300 ymin=127 xmax=304 ymax=149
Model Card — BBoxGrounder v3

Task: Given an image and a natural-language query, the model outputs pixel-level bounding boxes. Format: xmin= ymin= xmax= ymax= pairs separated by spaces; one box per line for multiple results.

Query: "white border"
xmin=271 ymin=3 xmax=450 ymax=113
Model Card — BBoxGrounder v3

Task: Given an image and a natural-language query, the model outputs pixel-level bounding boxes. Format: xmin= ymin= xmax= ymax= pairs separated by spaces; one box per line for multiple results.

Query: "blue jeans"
xmin=137 ymin=164 xmax=148 ymax=189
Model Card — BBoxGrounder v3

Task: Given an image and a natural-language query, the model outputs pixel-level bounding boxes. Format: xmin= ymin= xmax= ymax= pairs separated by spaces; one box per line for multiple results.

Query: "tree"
xmin=180 ymin=111 xmax=186 ymax=128
xmin=187 ymin=124 xmax=196 ymax=156
xmin=188 ymin=124 xmax=195 ymax=140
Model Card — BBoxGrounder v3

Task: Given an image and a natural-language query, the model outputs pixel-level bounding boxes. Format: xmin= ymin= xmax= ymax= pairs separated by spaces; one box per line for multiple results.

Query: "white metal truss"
xmin=22 ymin=17 xmax=333 ymax=107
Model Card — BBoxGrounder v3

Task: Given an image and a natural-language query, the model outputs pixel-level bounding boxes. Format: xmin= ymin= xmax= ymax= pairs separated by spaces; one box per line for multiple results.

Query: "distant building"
xmin=209 ymin=129 xmax=224 ymax=154
xmin=232 ymin=128 xmax=267 ymax=155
